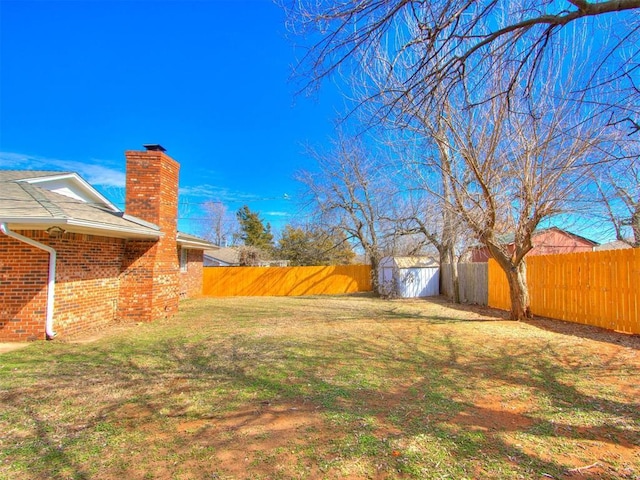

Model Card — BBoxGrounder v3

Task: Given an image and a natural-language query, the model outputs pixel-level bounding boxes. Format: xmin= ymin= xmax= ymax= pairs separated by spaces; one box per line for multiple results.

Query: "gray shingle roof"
xmin=0 ymin=170 xmax=161 ymax=238
xmin=594 ymin=240 xmax=633 ymax=251
xmin=1 ymin=169 xmax=216 ymax=247
xmin=0 ymin=170 xmax=71 ymax=182
xmin=204 ymin=247 xmax=240 ymax=265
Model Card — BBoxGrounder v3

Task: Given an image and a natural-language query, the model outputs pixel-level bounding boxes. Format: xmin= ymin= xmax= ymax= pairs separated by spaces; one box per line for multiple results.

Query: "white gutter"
xmin=0 ymin=218 xmax=162 ymax=239
xmin=0 ymin=223 xmax=57 ymax=339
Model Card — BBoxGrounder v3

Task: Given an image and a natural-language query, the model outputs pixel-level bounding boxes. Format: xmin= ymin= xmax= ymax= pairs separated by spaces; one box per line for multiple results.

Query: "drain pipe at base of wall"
xmin=0 ymin=223 xmax=57 ymax=339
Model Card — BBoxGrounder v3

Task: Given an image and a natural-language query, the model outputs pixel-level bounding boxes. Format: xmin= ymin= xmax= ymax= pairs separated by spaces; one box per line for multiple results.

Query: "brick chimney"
xmin=118 ymin=144 xmax=181 ymax=322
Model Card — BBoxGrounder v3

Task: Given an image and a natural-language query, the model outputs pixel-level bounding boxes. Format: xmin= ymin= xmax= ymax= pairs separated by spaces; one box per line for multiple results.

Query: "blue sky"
xmin=1 ymin=1 xmax=630 ymax=247
xmin=0 ymin=0 xmax=343 ymax=235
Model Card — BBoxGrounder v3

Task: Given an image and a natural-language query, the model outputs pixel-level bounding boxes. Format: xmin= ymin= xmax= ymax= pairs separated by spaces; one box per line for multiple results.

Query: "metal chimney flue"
xmin=143 ymin=144 xmax=166 ymax=152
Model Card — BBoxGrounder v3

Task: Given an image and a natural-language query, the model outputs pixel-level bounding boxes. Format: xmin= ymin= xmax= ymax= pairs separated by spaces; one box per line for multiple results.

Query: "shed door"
xmin=399 ymin=267 xmax=440 ymax=297
xmin=379 ymin=266 xmax=395 ymax=295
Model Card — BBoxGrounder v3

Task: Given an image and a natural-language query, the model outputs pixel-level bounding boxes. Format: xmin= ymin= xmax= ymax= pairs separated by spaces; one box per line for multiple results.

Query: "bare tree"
xmin=438 ymin=85 xmax=621 ymax=318
xmin=285 ymin=0 xmax=635 ymax=318
xmin=296 ymin=133 xmax=399 ymax=293
xmin=200 ymin=200 xmax=238 ymax=247
xmin=593 ymin=160 xmax=640 ymax=247
xmin=373 ymin=49 xmax=619 ymax=317
xmin=283 ymin=0 xmax=640 ymax=132
xmin=237 ymin=245 xmax=271 ymax=266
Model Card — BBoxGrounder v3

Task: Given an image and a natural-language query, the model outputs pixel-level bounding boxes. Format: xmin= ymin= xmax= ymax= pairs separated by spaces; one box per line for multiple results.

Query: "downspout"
xmin=0 ymin=223 xmax=57 ymax=339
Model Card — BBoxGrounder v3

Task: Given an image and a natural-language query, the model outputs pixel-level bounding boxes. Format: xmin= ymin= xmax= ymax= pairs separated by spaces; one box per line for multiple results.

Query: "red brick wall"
xmin=123 ymin=149 xmax=180 ymax=321
xmin=118 ymin=240 xmax=156 ymax=322
xmin=0 ymin=233 xmax=49 ymax=341
xmin=51 ymin=232 xmax=124 ymax=337
xmin=179 ymin=248 xmax=204 ymax=298
xmin=0 ymin=231 xmax=125 ymax=341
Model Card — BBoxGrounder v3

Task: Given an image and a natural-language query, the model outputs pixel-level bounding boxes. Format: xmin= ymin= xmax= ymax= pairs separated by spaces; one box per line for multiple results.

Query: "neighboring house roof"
xmin=0 ymin=170 xmax=214 ymax=246
xmin=594 ymin=240 xmax=633 ymax=251
xmin=204 ymin=247 xmax=240 ymax=266
xmin=380 ymin=256 xmax=439 ymax=269
xmin=471 ymin=227 xmax=598 ymax=249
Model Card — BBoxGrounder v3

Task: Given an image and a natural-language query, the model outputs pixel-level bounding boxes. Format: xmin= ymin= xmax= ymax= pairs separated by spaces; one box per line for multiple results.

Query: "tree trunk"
xmin=437 ymin=244 xmax=461 ymax=303
xmin=504 ymin=262 xmax=532 ymax=321
xmin=487 ymin=243 xmax=533 ymax=321
xmin=370 ymin=254 xmax=381 ymax=295
xmin=450 ymin=260 xmax=460 ymax=304
xmin=438 ymin=249 xmax=448 ymax=298
xmin=445 ymin=247 xmax=460 ymax=303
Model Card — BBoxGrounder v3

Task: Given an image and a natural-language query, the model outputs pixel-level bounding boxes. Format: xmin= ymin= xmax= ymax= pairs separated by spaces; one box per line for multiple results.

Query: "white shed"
xmin=379 ymin=256 xmax=440 ymax=298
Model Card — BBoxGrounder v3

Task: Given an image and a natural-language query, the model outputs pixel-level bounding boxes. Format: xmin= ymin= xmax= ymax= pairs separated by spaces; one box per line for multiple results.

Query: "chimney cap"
xmin=143 ymin=144 xmax=166 ymax=152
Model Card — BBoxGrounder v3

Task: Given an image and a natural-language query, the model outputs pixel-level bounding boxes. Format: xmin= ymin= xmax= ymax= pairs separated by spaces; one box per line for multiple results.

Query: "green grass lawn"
xmin=1 ymin=295 xmax=638 ymax=479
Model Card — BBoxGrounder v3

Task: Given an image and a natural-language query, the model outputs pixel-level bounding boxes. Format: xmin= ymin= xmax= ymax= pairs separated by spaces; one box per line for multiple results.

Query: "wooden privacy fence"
xmin=488 ymin=248 xmax=640 ymax=334
xmin=203 ymin=264 xmax=372 ymax=297
xmin=441 ymin=263 xmax=489 ymax=305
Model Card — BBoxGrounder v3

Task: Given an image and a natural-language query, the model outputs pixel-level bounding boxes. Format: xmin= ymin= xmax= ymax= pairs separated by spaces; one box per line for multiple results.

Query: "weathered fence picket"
xmin=441 ymin=263 xmax=488 ymax=305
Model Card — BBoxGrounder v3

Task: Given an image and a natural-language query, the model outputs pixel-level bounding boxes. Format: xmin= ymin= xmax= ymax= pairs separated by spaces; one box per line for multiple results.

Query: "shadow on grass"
xmin=523 ymin=315 xmax=640 ymax=351
xmin=436 ymin=294 xmax=640 ymax=351
xmin=1 ymin=300 xmax=638 ymax=479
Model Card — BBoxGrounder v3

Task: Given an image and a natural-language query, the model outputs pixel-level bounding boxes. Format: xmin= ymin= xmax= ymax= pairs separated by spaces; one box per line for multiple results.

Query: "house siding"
xmin=50 ymin=232 xmax=125 ymax=337
xmin=528 ymin=229 xmax=595 ymax=256
xmin=0 ymin=228 xmax=206 ymax=341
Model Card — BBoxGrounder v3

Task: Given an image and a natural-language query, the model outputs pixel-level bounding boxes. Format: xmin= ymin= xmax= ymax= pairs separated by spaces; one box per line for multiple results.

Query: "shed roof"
xmin=381 ymin=256 xmax=439 ymax=269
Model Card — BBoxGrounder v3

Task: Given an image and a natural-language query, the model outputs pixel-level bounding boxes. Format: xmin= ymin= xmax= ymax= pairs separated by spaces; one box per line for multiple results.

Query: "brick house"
xmin=0 ymin=145 xmax=215 ymax=341
xmin=470 ymin=227 xmax=598 ymax=262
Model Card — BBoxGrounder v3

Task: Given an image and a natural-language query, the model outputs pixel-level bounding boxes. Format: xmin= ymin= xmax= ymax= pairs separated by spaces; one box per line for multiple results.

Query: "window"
xmin=180 ymin=248 xmax=188 ymax=272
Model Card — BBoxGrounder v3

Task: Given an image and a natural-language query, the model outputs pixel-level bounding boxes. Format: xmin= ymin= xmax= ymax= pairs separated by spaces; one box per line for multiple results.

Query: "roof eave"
xmin=177 ymin=237 xmax=217 ymax=249
xmin=0 ymin=218 xmax=162 ymax=240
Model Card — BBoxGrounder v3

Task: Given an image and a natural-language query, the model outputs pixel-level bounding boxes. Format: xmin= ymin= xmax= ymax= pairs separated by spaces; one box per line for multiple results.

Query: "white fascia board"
xmin=0 ymin=217 xmax=62 ymax=227
xmin=65 ymin=219 xmax=163 ymax=239
xmin=0 ymin=217 xmax=162 ymax=240
xmin=177 ymin=232 xmax=218 ymax=249
xmin=22 ymin=173 xmax=120 ymax=213
xmin=177 ymin=238 xmax=217 ymax=249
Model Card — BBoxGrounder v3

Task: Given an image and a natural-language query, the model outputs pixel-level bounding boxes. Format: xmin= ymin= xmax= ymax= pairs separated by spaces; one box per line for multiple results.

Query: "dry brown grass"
xmin=1 ymin=294 xmax=638 ymax=479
